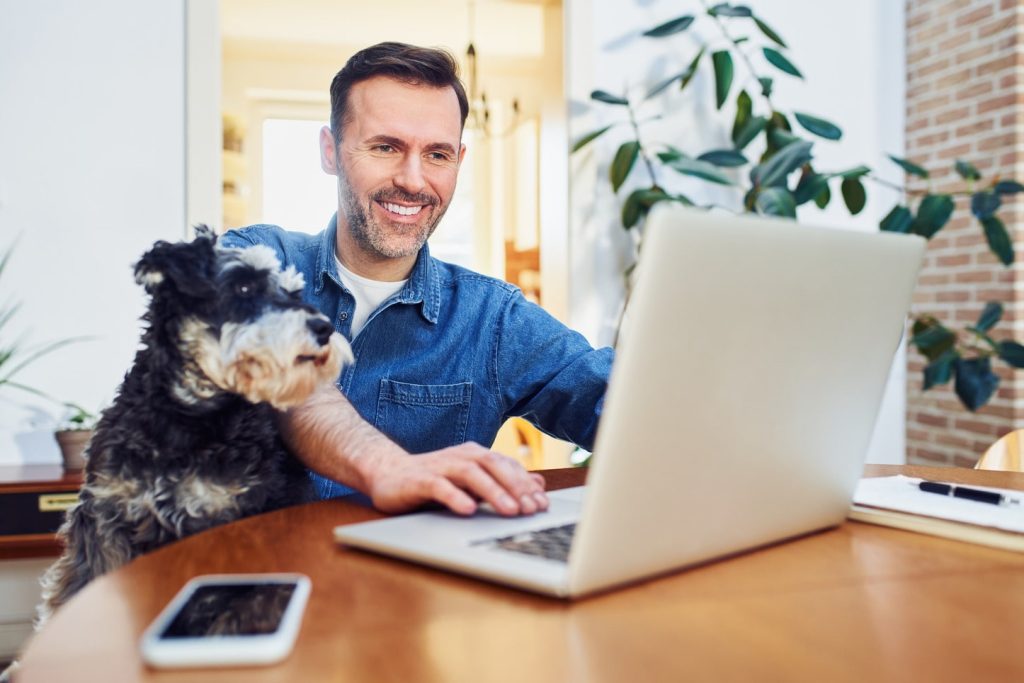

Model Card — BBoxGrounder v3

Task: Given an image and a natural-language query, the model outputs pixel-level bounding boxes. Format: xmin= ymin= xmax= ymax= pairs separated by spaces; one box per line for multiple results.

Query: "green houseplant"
xmin=2 ymin=242 xmax=94 ymax=468
xmin=572 ymin=1 xmax=1024 ymax=413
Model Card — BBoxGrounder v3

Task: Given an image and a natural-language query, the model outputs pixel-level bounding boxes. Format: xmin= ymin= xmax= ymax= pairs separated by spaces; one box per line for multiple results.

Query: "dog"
xmin=34 ymin=226 xmax=352 ymax=627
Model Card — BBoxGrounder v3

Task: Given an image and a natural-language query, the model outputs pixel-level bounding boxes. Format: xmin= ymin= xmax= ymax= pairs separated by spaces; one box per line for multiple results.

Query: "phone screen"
xmin=159 ymin=582 xmax=297 ymax=639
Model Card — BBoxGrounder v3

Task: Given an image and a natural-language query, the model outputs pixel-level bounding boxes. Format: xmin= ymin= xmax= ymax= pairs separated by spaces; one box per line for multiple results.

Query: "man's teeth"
xmin=383 ymin=202 xmax=423 ymax=216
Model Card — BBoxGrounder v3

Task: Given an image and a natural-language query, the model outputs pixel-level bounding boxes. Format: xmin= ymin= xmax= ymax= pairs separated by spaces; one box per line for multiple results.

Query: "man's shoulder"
xmin=431 ymin=257 xmax=519 ymax=296
xmin=220 ymin=224 xmax=321 ymax=254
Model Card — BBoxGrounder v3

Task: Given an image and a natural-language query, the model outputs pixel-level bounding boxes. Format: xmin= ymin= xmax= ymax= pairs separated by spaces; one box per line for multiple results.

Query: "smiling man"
xmin=221 ymin=42 xmax=612 ymax=517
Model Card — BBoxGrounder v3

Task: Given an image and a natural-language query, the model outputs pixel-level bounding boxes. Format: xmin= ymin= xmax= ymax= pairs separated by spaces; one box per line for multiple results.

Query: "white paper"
xmin=853 ymin=475 xmax=1024 ymax=533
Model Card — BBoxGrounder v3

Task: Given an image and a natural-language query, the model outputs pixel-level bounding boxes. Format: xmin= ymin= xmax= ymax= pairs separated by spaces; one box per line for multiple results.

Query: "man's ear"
xmin=458 ymin=143 xmax=466 ymax=165
xmin=320 ymin=125 xmax=339 ymax=175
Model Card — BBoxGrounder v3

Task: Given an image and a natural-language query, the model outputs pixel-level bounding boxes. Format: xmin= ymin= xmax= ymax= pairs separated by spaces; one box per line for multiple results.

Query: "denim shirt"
xmin=221 ymin=216 xmax=613 ymax=498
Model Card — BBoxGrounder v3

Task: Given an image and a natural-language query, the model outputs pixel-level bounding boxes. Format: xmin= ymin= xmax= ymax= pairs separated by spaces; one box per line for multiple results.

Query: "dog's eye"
xmin=234 ymin=282 xmax=254 ymax=297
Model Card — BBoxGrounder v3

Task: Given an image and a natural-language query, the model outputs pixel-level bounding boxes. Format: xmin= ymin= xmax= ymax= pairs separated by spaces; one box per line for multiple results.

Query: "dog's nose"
xmin=306 ymin=318 xmax=335 ymax=346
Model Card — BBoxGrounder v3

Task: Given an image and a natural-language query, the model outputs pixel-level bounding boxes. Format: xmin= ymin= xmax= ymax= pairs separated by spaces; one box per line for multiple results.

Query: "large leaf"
xmin=712 ymin=51 xmax=734 ymax=109
xmin=998 ymin=340 xmax=1024 ymax=368
xmin=732 ymin=90 xmax=752 ymax=144
xmin=767 ymin=126 xmax=801 ymax=150
xmin=621 ymin=187 xmax=669 ymax=229
xmin=911 ymin=321 xmax=956 ymax=362
xmin=970 ymin=191 xmax=1001 ymax=219
xmin=841 ymin=177 xmax=866 ymax=215
xmin=571 ymin=124 xmax=614 ymax=153
xmin=835 ymin=165 xmax=871 ymax=179
xmin=679 ymin=48 xmax=706 ymax=93
xmin=591 ymin=90 xmax=629 ymax=106
xmin=764 ymin=111 xmax=794 ymax=155
xmin=753 ymin=16 xmax=786 ymax=47
xmin=646 ymin=71 xmax=687 ymax=100
xmin=923 ymin=350 xmax=958 ymax=390
xmin=995 ymin=180 xmax=1024 ymax=195
xmin=976 ymin=301 xmax=1003 ymax=333
xmin=793 ymin=112 xmax=842 ymax=141
xmin=751 ymin=140 xmax=813 ymax=188
xmin=981 ymin=215 xmax=1014 ymax=266
xmin=794 ymin=170 xmax=829 ymax=205
xmin=656 ymin=147 xmax=685 ymax=164
xmin=814 ymin=183 xmax=831 ymax=209
xmin=955 ymin=159 xmax=981 ymax=181
xmin=763 ymin=47 xmax=803 ymax=78
xmin=880 ymin=205 xmax=913 ymax=233
xmin=643 ymin=15 xmax=695 ymax=37
xmin=610 ymin=141 xmax=640 ymax=192
xmin=755 ymin=187 xmax=797 ymax=218
xmin=708 ymin=3 xmax=753 ymax=17
xmin=698 ymin=149 xmax=748 ymax=167
xmin=911 ymin=194 xmax=955 ymax=238
xmin=663 ymin=156 xmax=734 ymax=185
xmin=954 ymin=357 xmax=999 ymax=412
xmin=888 ymin=154 xmax=929 ymax=179
xmin=733 ymin=115 xmax=768 ymax=151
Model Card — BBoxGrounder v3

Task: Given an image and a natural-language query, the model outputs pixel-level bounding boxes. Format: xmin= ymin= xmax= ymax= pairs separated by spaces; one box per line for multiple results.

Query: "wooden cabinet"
xmin=0 ymin=466 xmax=81 ymax=560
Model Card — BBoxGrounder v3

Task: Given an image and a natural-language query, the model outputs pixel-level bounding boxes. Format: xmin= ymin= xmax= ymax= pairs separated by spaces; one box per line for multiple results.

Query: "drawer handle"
xmin=38 ymin=493 xmax=79 ymax=512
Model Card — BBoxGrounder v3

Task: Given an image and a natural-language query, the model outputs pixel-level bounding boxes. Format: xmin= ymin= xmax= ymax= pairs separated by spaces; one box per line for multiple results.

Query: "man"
xmin=222 ymin=42 xmax=612 ymax=517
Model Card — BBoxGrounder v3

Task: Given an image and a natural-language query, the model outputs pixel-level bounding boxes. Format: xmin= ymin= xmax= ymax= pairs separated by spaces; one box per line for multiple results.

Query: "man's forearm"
xmin=278 ymin=385 xmax=404 ymax=493
xmin=277 ymin=384 xmax=549 ymax=516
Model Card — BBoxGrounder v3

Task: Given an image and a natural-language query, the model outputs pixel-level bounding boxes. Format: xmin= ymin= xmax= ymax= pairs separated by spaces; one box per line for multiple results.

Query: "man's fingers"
xmin=425 ymin=476 xmax=478 ymax=516
xmin=474 ymin=451 xmax=549 ymax=513
xmin=444 ymin=461 xmax=524 ymax=516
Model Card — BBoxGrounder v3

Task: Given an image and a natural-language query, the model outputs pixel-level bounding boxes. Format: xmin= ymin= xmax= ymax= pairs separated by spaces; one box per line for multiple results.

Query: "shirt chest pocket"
xmin=374 ymin=379 xmax=473 ymax=453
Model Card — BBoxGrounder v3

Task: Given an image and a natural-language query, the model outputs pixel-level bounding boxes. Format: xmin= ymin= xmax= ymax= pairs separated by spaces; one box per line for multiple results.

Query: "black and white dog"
xmin=36 ymin=227 xmax=352 ymax=625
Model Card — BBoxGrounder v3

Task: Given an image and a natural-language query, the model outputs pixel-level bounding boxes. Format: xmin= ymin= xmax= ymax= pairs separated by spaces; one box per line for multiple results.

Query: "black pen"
xmin=919 ymin=480 xmax=1019 ymax=506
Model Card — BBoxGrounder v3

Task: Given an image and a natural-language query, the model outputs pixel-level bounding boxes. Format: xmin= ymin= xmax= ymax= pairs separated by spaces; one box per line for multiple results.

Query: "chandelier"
xmin=464 ymin=0 xmax=520 ymax=138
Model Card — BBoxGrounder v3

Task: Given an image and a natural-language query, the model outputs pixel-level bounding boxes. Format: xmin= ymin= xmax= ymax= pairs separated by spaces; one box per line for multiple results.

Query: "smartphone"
xmin=139 ymin=573 xmax=311 ymax=668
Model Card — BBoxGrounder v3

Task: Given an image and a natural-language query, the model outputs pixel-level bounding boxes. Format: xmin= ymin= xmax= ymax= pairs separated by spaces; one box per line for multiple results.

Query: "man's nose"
xmin=393 ymin=155 xmax=426 ymax=194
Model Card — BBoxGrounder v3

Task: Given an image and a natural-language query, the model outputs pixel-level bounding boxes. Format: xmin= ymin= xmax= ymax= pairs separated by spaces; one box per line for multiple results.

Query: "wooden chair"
xmin=976 ymin=430 xmax=1024 ymax=472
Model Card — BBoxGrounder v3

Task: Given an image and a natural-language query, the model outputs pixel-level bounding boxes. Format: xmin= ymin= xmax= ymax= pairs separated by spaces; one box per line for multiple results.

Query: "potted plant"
xmin=572 ymin=1 xmax=1024 ymax=413
xmin=53 ymin=404 xmax=98 ymax=471
xmin=2 ymin=242 xmax=92 ymax=467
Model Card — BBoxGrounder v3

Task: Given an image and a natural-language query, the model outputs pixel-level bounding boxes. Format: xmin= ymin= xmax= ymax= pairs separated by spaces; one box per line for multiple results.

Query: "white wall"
xmin=0 ymin=0 xmax=189 ymax=464
xmin=567 ymin=0 xmax=907 ymax=463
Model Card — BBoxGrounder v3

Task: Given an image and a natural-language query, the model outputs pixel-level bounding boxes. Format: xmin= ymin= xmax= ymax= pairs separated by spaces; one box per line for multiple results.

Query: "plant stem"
xmin=700 ymin=0 xmax=775 ymax=111
xmin=867 ymin=174 xmax=982 ymax=199
xmin=627 ymin=102 xmax=660 ymax=188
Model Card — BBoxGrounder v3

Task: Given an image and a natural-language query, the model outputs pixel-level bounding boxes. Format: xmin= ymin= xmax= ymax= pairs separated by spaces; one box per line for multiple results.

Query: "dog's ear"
xmin=134 ymin=227 xmax=219 ymax=299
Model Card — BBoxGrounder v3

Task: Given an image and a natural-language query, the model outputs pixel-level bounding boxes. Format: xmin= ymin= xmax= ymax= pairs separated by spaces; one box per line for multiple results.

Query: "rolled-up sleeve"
xmin=495 ymin=290 xmax=613 ymax=450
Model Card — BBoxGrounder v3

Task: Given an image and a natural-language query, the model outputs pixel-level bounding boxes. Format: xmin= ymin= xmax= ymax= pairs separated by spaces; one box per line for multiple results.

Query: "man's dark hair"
xmin=329 ymin=42 xmax=470 ymax=144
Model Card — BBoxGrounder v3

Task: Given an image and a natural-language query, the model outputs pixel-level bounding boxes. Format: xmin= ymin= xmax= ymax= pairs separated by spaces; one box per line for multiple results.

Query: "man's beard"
xmin=339 ymin=175 xmax=447 ymax=259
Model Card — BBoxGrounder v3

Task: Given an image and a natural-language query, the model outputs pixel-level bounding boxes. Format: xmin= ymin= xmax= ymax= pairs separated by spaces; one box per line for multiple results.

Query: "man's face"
xmin=321 ymin=76 xmax=465 ymax=265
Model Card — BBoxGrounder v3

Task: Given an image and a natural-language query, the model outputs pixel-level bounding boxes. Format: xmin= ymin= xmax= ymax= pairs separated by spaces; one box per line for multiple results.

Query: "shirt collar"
xmin=315 ymin=213 xmax=439 ymax=325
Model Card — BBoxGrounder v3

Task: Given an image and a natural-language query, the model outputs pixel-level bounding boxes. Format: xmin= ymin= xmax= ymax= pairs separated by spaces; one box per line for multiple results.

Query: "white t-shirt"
xmin=335 ymin=258 xmax=407 ymax=338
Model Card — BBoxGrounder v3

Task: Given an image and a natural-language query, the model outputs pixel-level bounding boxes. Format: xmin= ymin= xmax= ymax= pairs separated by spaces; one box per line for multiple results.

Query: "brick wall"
xmin=905 ymin=0 xmax=1024 ymax=467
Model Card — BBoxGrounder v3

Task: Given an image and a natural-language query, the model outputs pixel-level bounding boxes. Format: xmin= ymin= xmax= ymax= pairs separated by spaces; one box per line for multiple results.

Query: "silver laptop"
xmin=334 ymin=205 xmax=926 ymax=598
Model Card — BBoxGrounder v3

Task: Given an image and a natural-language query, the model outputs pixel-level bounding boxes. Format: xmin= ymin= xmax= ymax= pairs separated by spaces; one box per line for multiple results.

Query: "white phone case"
xmin=139 ymin=573 xmax=311 ymax=668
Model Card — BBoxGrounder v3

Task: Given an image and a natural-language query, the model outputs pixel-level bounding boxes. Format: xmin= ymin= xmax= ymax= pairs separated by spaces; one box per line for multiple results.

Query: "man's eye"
xmin=374 ymin=144 xmax=395 ymax=153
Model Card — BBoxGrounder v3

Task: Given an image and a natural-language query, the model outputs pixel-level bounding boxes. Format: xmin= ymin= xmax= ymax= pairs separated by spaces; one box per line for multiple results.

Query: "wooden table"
xmin=15 ymin=466 xmax=1024 ymax=682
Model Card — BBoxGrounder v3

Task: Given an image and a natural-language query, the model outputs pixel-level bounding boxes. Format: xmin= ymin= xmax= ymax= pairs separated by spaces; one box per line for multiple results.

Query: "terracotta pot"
xmin=55 ymin=429 xmax=93 ymax=471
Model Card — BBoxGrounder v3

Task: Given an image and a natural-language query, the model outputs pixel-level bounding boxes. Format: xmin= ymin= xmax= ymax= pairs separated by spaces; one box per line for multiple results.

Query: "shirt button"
xmin=339 ymin=312 xmax=349 ymax=321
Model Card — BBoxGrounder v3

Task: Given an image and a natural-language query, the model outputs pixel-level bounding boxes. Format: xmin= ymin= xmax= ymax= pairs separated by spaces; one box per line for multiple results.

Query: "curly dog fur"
xmin=32 ymin=227 xmax=352 ymax=629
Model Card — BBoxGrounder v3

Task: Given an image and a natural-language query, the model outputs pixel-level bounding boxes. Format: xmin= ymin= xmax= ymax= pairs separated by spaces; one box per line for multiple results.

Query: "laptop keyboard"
xmin=477 ymin=523 xmax=577 ymax=563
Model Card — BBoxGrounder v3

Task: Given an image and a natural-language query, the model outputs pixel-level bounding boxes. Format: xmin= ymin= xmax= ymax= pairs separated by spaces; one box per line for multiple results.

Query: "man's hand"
xmin=280 ymin=385 xmax=549 ymax=516
xmin=364 ymin=443 xmax=549 ymax=516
